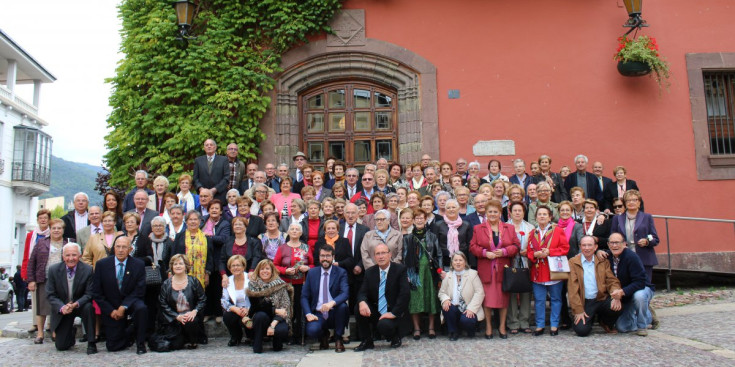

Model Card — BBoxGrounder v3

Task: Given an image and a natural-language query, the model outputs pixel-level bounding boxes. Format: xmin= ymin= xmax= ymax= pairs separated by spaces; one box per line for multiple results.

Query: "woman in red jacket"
xmin=527 ymin=205 xmax=569 ymax=336
xmin=273 ymin=223 xmax=313 ymax=344
xmin=470 ymin=200 xmax=519 ymax=339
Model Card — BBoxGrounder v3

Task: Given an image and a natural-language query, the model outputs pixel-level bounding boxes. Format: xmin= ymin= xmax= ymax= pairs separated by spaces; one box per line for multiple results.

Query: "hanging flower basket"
xmin=614 ymin=35 xmax=670 ymax=90
xmin=617 ymin=61 xmax=651 ymax=77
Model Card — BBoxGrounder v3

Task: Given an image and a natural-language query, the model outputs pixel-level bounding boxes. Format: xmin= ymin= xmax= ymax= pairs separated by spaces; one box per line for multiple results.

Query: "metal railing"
xmin=652 ymin=214 xmax=735 ymax=291
xmin=11 ymin=161 xmax=51 ymax=186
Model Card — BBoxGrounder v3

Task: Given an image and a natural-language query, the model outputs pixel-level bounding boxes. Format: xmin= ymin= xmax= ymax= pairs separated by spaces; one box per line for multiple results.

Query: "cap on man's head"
xmin=292 ymin=151 xmax=307 ymax=161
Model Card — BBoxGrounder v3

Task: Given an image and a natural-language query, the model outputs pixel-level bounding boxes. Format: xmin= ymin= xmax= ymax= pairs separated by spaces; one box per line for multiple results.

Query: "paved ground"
xmin=1 ymin=291 xmax=734 ymax=366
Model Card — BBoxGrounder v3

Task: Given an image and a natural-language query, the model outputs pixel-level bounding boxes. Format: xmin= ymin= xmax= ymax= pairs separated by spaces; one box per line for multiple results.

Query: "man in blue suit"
xmin=564 ymin=154 xmax=603 ymax=204
xmin=301 ymin=245 xmax=350 ymax=352
xmin=92 ymin=236 xmax=148 ymax=354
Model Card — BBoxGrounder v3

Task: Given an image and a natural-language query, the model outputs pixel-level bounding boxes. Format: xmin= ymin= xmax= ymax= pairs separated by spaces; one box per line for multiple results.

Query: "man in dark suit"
xmin=61 ymin=192 xmax=89 ymax=241
xmin=601 ymin=166 xmax=643 ymax=212
xmin=122 ymin=170 xmax=153 ymax=212
xmin=354 ymin=243 xmax=410 ymax=350
xmin=344 ymin=168 xmax=363 ymax=200
xmin=508 ymin=159 xmax=533 ymax=192
xmin=564 ymin=154 xmax=603 ymax=204
xmin=302 ymin=246 xmax=350 ymax=352
xmin=290 ymin=151 xmax=308 ymax=183
xmin=340 ymin=203 xmax=369 ymax=315
xmin=92 ymin=236 xmax=148 ymax=354
xmin=127 ymin=190 xmax=158 ymax=234
xmin=193 ymin=139 xmax=230 ymax=203
xmin=465 ymin=193 xmax=487 ymax=228
xmin=46 ymin=243 xmax=97 ymax=354
xmin=240 ymin=162 xmax=259 ymax=193
xmin=592 ymin=161 xmax=613 ymax=198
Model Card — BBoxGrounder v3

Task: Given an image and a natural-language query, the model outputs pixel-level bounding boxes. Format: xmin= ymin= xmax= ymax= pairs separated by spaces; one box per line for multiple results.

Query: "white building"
xmin=0 ymin=29 xmax=55 ymax=268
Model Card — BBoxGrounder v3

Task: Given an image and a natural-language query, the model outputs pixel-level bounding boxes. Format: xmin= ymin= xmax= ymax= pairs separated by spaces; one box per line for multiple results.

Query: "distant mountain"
xmin=40 ymin=155 xmax=105 ymax=208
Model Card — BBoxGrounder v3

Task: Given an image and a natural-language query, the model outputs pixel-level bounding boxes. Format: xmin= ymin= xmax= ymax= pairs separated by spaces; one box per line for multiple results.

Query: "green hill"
xmin=40 ymin=155 xmax=104 ymax=208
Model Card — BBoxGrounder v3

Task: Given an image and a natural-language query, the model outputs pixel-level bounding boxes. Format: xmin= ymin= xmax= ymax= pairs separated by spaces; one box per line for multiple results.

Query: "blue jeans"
xmin=616 ymin=287 xmax=653 ymax=332
xmin=533 ymin=282 xmax=563 ymax=329
xmin=442 ymin=304 xmax=478 ymax=336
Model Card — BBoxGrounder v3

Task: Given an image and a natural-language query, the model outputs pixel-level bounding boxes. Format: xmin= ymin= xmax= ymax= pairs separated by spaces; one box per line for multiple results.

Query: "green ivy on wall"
xmin=105 ymin=0 xmax=342 ymax=188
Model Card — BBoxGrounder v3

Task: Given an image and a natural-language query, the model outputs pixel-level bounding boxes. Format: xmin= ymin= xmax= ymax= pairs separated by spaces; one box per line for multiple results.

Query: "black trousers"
xmin=143 ymin=285 xmax=161 ymax=333
xmin=15 ymin=287 xmax=27 ymax=311
xmin=291 ymin=283 xmax=303 ymax=341
xmin=560 ymin=281 xmax=572 ymax=326
xmin=223 ymin=310 xmax=254 ymax=342
xmin=54 ymin=302 xmax=96 ymax=351
xmin=168 ymin=315 xmax=204 ymax=350
xmin=573 ymin=296 xmax=623 ymax=337
xmin=101 ymin=299 xmax=148 ymax=351
xmin=251 ymin=311 xmax=289 ymax=353
xmin=205 ymin=273 xmax=223 ymax=317
xmin=354 ymin=302 xmax=401 ymax=343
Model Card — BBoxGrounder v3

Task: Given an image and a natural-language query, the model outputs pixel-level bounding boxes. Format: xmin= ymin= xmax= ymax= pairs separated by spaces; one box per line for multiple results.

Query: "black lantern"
xmin=173 ymin=0 xmax=197 ymax=41
xmin=622 ymin=0 xmax=648 ymax=34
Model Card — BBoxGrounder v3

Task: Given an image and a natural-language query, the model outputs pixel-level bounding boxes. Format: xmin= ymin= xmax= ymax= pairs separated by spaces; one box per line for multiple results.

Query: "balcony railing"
xmin=0 ymin=84 xmax=39 ymax=115
xmin=11 ymin=161 xmax=51 ymax=186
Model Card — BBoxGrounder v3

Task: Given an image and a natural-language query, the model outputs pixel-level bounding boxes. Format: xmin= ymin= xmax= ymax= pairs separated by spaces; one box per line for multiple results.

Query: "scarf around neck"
xmin=443 ymin=215 xmax=463 ymax=256
xmin=557 ymin=217 xmax=575 ymax=243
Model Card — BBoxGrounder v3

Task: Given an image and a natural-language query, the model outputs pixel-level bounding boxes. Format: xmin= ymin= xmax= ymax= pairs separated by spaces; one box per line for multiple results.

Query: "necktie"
xmin=297 ymin=170 xmax=302 ymax=182
xmin=207 ymin=156 xmax=213 ymax=173
xmin=347 ymin=225 xmax=354 ymax=252
xmin=117 ymin=263 xmax=124 ymax=289
xmin=94 ymin=227 xmax=100 ymax=234
xmin=599 ymin=177 xmax=604 ymax=190
xmin=378 ymin=270 xmax=387 ymax=314
xmin=322 ymin=271 xmax=330 ymax=319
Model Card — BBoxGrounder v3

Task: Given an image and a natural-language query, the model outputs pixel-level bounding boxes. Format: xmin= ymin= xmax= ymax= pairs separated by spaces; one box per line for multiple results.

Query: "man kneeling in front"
xmin=608 ymin=232 xmax=655 ymax=336
xmin=568 ymin=235 xmax=623 ymax=336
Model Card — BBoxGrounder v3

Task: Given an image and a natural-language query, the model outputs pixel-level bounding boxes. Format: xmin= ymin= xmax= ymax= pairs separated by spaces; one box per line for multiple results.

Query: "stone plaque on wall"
xmin=473 ymin=140 xmax=516 ymax=156
xmin=327 ymin=9 xmax=366 ymax=47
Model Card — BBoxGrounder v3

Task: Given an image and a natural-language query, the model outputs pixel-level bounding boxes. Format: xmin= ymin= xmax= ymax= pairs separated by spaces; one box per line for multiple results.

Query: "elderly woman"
xmin=83 ymin=211 xmax=124 ymax=267
xmin=374 ymin=168 xmax=396 ymax=195
xmin=247 ymin=260 xmax=293 ymax=353
xmin=530 ymin=162 xmax=541 ymax=177
xmin=201 ymin=199 xmax=231 ymax=322
xmin=556 ymin=200 xmax=584 ymax=330
xmin=489 ymin=180 xmax=508 ymax=208
xmin=271 ymin=177 xmax=301 ymax=218
xmin=292 ymin=164 xmax=313 ymax=198
xmin=483 ymin=160 xmax=509 ymax=183
xmin=122 ymin=212 xmax=142 ymax=255
xmin=136 ymin=216 xmax=175 ymax=332
xmin=220 ymin=217 xmax=263 ymax=281
xmin=611 ymin=190 xmax=659 ymax=283
xmin=503 ymin=184 xmax=525 ymax=222
xmin=399 ymin=208 xmax=414 ymax=235
xmin=235 ymin=195 xmax=267 ymax=238
xmin=160 ymin=192 xmax=179 ymax=226
xmin=433 ymin=191 xmax=450 ymax=217
xmin=528 ymin=181 xmax=559 ymax=226
xmin=331 ymin=182 xmax=347 ymax=200
xmin=167 ymin=205 xmax=186 ymax=241
xmin=221 ymin=255 xmax=252 ymax=347
xmin=311 ymin=171 xmax=331 ymax=202
xmin=362 ymin=192 xmax=388 ymax=230
xmin=385 ymin=193 xmax=401 ymax=224
xmin=470 ymin=199 xmax=519 ymax=339
xmin=259 ymin=200 xmax=277 ymax=218
xmin=249 ymin=183 xmax=270 ymax=216
xmin=325 ymin=160 xmax=346 ymax=189
xmin=439 ymin=162 xmax=454 ymax=186
xmin=467 ymin=161 xmax=483 ymax=181
xmin=408 ymin=163 xmax=427 ymax=191
xmin=148 ymin=175 xmax=170 ymax=214
xmin=581 ymin=199 xmax=611 ymax=250
xmin=603 ymin=165 xmax=643 ymax=213
xmin=467 ymin=176 xmax=482 ymax=196
xmin=303 ymin=200 xmax=323 ymax=254
xmin=273 ymin=223 xmax=312 ymax=345
xmin=560 ymin=166 xmax=571 ymax=181
xmin=168 ymin=211 xmax=214 ymax=289
xmin=534 ymin=155 xmax=567 ymax=203
xmin=388 ymin=162 xmax=407 ymax=189
xmin=156 ymin=254 xmax=207 ymax=350
xmin=361 ymin=209 xmax=403 ymax=269
xmin=454 ymin=186 xmax=475 ymax=219
xmin=223 ymin=189 xmax=240 ymax=222
xmin=314 ymin=219 xmax=352 ymax=270
xmin=569 ymin=187 xmax=586 ymax=221
xmin=103 ymin=191 xmax=124 ymax=230
xmin=439 ymin=252 xmax=485 ymax=340
xmin=279 ymin=198 xmax=306 ymax=234
xmin=527 ymin=205 xmax=570 ymax=336
xmin=259 ymin=213 xmax=287 ymax=261
xmin=27 ymin=219 xmax=68 ymax=344
xmin=434 ymin=198 xmax=474 ymax=270
xmin=404 ymin=208 xmax=442 ymax=340
xmin=177 ymin=174 xmax=200 ymax=213
xmin=611 ymin=197 xmax=626 ymax=216
xmin=506 ymin=201 xmax=534 ymax=334
xmin=22 ymin=209 xmax=51 ymax=335
xmin=321 ymin=198 xmax=338 ymax=221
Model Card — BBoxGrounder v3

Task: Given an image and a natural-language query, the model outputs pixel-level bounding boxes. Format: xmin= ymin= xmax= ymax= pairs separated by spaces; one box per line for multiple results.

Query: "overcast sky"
xmin=1 ymin=0 xmax=121 ymax=166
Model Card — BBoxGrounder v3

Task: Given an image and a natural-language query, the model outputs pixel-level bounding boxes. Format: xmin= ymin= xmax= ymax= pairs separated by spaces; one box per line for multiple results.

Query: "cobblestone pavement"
xmin=2 ymin=294 xmax=735 ymax=366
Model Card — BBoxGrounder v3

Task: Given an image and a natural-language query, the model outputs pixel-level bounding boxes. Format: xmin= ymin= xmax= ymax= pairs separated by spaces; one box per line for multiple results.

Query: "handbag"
xmin=502 ymin=256 xmax=532 ymax=293
xmin=418 ymin=237 xmax=442 ymax=288
xmin=548 ymin=255 xmax=570 ymax=281
xmin=145 ymin=264 xmax=162 ymax=286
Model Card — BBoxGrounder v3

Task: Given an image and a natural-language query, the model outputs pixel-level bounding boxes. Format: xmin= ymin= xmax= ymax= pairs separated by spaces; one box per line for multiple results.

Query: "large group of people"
xmin=18 ymin=139 xmax=661 ymax=356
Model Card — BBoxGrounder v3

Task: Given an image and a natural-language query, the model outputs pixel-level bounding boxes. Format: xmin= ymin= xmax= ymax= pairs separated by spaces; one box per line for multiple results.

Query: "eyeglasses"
xmin=608 ymin=241 xmax=624 ymax=245
xmin=346 ymin=174 xmax=358 ymax=177
xmin=362 ymin=178 xmax=373 ymax=181
xmin=374 ymin=251 xmax=390 ymax=256
xmin=255 ymin=190 xmax=267 ymax=194
xmin=538 ymin=189 xmax=551 ymax=193
xmin=613 ymin=205 xmax=624 ymax=209
xmin=374 ymin=218 xmax=387 ymax=222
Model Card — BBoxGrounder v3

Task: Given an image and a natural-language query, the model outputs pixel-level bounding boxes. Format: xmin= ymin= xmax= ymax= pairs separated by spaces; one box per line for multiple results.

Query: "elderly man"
xmin=193 ymin=139 xmax=230 ymax=203
xmin=344 ymin=168 xmax=362 ymax=200
xmin=92 ymin=236 xmax=148 ymax=354
xmin=564 ymin=154 xmax=603 ymax=204
xmin=302 ymin=246 xmax=350 ymax=352
xmin=127 ymin=190 xmax=158 ymax=232
xmin=76 ymin=206 xmax=102 ymax=251
xmin=197 ymin=188 xmax=213 ymax=217
xmin=224 ymin=143 xmax=246 ymax=194
xmin=465 ymin=193 xmax=488 ymax=227
xmin=265 ymin=163 xmax=281 ymax=193
xmin=46 ymin=243 xmax=97 ymax=354
xmin=420 ymin=154 xmax=432 ymax=169
xmin=375 ymin=158 xmax=389 ymax=171
xmin=123 ymin=170 xmax=153 ymax=212
xmin=455 ymin=158 xmax=469 ymax=182
xmin=241 ymin=162 xmax=259 ymax=192
xmin=607 ymin=233 xmax=655 ymax=336
xmin=61 ymin=192 xmax=90 ymax=241
xmin=340 ymin=203 xmax=369 ymax=316
xmin=244 ymin=171 xmax=276 ymax=198
xmin=360 ymin=210 xmax=402 ymax=269
xmin=354 ymin=243 xmax=411 ymax=350
xmin=291 ymin=151 xmax=308 ymax=183
xmin=568 ymin=235 xmax=623 ymax=337
xmin=509 ymin=159 xmax=532 ymax=192
xmin=418 ymin=167 xmax=439 ymax=197
xmin=592 ymin=161 xmax=613 ymax=194
xmin=364 ymin=164 xmax=377 ymax=177
xmin=350 ymin=172 xmax=375 ymax=213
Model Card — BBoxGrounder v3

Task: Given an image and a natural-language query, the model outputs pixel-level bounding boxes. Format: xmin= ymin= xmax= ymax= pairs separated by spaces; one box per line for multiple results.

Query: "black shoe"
xmin=484 ymin=333 xmax=494 ymax=339
xmin=354 ymin=341 xmax=374 ymax=351
xmin=136 ymin=345 xmax=147 ymax=355
xmin=499 ymin=332 xmax=508 ymax=339
xmin=79 ymin=334 xmax=88 ymax=343
xmin=390 ymin=337 xmax=402 ymax=348
xmin=550 ymin=328 xmax=559 ymax=336
xmin=412 ymin=330 xmax=421 ymax=340
xmin=449 ymin=333 xmax=458 ymax=341
xmin=87 ymin=343 xmax=98 ymax=355
xmin=533 ymin=329 xmax=545 ymax=336
xmin=198 ymin=335 xmax=208 ymax=345
xmin=227 ymin=339 xmax=241 ymax=347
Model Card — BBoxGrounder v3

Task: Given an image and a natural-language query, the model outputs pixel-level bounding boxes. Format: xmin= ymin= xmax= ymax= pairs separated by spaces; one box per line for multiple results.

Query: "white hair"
xmin=435 ymin=191 xmax=451 ymax=201
xmin=513 ymin=158 xmax=525 ymax=166
xmin=73 ymin=192 xmax=89 ymax=201
xmin=374 ymin=209 xmax=391 ymax=220
xmin=227 ymin=188 xmax=240 ymax=197
xmin=62 ymin=242 xmax=82 ymax=255
xmin=150 ymin=216 xmax=167 ymax=226
xmin=468 ymin=161 xmax=480 ymax=169
xmin=574 ymin=154 xmax=588 ymax=163
xmin=135 ymin=170 xmax=149 ymax=179
xmin=288 ymin=222 xmax=303 ymax=232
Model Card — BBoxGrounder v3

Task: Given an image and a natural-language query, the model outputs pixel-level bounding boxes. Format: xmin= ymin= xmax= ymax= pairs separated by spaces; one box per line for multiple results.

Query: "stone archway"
xmin=258 ymin=35 xmax=438 ymax=167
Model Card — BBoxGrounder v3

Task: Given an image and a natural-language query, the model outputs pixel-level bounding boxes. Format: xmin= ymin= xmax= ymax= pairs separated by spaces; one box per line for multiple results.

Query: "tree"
xmin=50 ymin=206 xmax=66 ymax=220
xmin=105 ymin=0 xmax=342 ymax=189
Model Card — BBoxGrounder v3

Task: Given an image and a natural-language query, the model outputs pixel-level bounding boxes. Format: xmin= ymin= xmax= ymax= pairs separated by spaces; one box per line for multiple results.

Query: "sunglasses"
xmin=613 ymin=205 xmax=624 ymax=209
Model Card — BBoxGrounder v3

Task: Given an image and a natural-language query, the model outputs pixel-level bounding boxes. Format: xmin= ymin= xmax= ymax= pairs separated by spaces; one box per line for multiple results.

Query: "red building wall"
xmin=339 ymin=0 xmax=735 ymax=260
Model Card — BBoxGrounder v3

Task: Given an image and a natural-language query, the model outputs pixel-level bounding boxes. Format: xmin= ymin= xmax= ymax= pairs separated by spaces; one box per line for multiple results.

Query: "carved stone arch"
xmin=258 ymin=38 xmax=438 ymax=167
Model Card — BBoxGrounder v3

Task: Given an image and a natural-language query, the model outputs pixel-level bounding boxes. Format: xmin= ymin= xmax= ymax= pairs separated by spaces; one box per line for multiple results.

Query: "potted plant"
xmin=614 ymin=35 xmax=670 ymax=89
